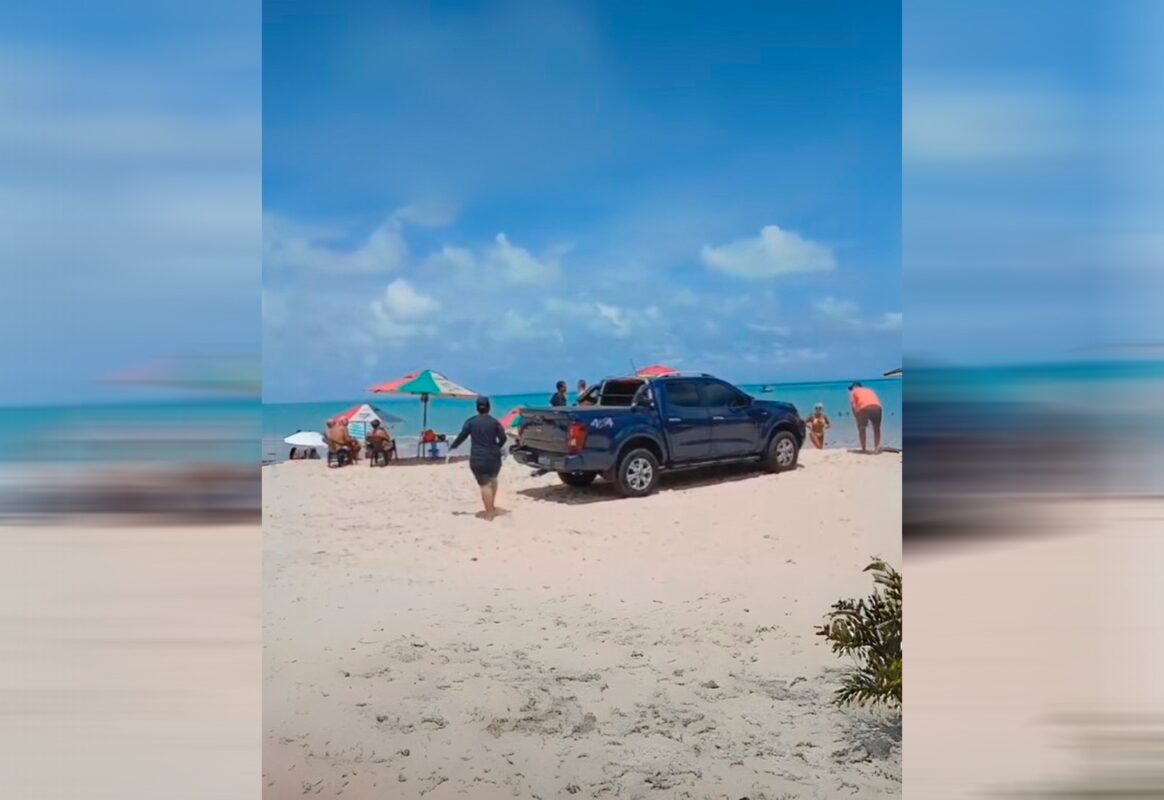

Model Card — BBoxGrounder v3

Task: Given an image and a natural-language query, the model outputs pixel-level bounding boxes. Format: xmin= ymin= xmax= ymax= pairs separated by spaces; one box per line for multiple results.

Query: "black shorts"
xmin=470 ymin=461 xmax=500 ymax=486
xmin=856 ymin=406 xmax=883 ymax=428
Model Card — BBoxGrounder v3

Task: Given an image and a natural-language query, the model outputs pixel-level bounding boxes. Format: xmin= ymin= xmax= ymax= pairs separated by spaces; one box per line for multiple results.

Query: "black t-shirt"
xmin=451 ymin=414 xmax=507 ymax=465
xmin=550 ymin=391 xmax=567 ymax=406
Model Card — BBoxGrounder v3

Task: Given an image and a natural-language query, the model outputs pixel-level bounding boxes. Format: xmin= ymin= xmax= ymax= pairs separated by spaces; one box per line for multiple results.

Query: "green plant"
xmin=816 ymin=558 xmax=902 ymax=710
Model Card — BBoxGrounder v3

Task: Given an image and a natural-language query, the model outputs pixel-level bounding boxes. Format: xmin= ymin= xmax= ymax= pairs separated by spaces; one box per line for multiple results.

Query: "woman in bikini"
xmin=807 ymin=402 xmax=831 ymax=449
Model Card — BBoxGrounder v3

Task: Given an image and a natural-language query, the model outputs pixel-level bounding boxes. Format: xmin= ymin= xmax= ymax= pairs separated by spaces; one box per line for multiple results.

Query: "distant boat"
xmin=760 ymin=385 xmax=774 ymax=393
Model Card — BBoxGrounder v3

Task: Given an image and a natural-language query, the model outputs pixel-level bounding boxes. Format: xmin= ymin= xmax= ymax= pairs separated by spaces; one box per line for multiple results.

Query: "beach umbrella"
xmin=333 ymin=403 xmax=404 ymax=426
xmin=498 ymin=407 xmax=525 ymax=437
xmin=332 ymin=402 xmax=406 ymax=440
xmin=636 ymin=364 xmax=679 ymax=378
xmin=284 ymin=431 xmax=326 ymax=449
xmin=367 ymin=369 xmax=477 ymax=431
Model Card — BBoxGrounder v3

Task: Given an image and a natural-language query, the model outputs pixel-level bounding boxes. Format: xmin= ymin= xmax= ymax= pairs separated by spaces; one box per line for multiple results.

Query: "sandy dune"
xmin=263 ymin=448 xmax=901 ymax=799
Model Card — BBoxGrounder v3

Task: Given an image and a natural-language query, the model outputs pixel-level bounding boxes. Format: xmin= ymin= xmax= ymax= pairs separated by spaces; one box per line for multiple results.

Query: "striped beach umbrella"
xmin=367 ymin=369 xmax=477 ymax=432
xmin=498 ymin=407 xmax=524 ymax=437
xmin=636 ymin=364 xmax=679 ymax=378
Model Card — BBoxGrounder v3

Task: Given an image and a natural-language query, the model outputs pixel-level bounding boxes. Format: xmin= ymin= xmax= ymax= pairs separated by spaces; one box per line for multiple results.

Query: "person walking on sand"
xmin=848 ymin=382 xmax=883 ymax=453
xmin=807 ymin=402 xmax=831 ymax=449
xmin=550 ymin=380 xmax=568 ymax=407
xmin=450 ymin=396 xmax=508 ymax=521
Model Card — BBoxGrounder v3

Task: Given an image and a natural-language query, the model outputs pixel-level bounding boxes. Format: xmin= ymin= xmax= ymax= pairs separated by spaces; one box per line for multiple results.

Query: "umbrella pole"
xmin=419 ymin=394 xmax=429 ymax=459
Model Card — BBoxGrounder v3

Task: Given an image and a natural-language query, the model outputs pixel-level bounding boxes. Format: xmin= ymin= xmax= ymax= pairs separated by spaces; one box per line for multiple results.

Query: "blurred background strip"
xmin=904 ymin=0 xmax=1164 ymax=796
xmin=0 ymin=1 xmax=260 ymax=797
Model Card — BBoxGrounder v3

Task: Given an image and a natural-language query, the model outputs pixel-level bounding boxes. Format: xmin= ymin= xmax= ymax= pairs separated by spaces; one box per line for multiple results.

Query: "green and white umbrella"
xmin=367 ymin=369 xmax=477 ymax=432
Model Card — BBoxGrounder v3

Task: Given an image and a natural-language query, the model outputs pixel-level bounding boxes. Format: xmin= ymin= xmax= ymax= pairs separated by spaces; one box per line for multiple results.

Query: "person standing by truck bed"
xmin=550 ymin=381 xmax=568 ymax=406
xmin=450 ymin=396 xmax=508 ymax=521
xmin=849 ymin=382 xmax=883 ymax=454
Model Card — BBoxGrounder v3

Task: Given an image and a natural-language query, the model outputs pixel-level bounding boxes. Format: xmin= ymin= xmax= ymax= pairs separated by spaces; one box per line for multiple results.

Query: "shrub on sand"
xmin=816 ymin=558 xmax=902 ymax=710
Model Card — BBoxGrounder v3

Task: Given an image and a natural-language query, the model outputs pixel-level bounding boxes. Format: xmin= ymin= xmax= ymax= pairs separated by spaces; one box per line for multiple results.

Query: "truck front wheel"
xmin=558 ymin=471 xmax=597 ymax=488
xmin=615 ymin=448 xmax=661 ymax=497
xmin=764 ymin=430 xmax=799 ymax=473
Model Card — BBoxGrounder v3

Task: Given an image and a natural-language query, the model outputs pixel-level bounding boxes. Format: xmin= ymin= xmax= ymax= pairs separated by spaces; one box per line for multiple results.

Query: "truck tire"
xmin=558 ymin=471 xmax=597 ymax=488
xmin=615 ymin=448 xmax=661 ymax=497
xmin=764 ymin=430 xmax=799 ymax=473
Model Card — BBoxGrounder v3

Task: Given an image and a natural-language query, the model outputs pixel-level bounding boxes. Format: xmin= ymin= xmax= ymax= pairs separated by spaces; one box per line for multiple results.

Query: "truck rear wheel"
xmin=764 ymin=430 xmax=799 ymax=473
xmin=558 ymin=471 xmax=597 ymax=488
xmin=615 ymin=448 xmax=660 ymax=497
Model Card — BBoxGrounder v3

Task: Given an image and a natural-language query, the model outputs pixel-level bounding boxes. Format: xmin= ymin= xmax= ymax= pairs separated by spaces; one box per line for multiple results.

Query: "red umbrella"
xmin=498 ymin=407 xmax=524 ymax=436
xmin=636 ymin=364 xmax=679 ymax=378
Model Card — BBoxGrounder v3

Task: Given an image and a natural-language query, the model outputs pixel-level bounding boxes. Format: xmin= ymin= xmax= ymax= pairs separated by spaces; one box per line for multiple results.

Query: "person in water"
xmin=450 ymin=396 xmax=509 ymax=521
xmin=550 ymin=381 xmax=568 ymax=406
xmin=807 ymin=402 xmax=831 ymax=449
xmin=848 ymin=382 xmax=883 ymax=453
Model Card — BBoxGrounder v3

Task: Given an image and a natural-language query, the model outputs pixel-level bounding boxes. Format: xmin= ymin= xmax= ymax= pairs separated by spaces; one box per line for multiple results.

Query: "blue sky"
xmin=263 ymin=0 xmax=902 ymax=401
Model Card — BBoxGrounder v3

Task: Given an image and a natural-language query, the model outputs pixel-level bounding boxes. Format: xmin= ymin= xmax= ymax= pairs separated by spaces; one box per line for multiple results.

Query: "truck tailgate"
xmin=518 ymin=410 xmax=573 ymax=453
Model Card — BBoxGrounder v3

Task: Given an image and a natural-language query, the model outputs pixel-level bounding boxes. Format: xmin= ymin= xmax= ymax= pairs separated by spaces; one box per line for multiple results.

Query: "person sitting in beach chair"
xmin=366 ymin=420 xmax=397 ymax=466
xmin=325 ymin=418 xmax=357 ymax=467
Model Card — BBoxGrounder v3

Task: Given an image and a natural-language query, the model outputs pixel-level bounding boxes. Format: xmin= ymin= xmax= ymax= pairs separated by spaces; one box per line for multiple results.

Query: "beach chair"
xmin=366 ymin=436 xmax=397 ymax=467
xmin=326 ymin=441 xmax=352 ymax=468
xmin=419 ymin=429 xmax=448 ymax=459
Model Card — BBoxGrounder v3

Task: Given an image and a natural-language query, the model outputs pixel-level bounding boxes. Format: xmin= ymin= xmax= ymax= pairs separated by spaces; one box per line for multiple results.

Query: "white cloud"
xmin=265 ymin=214 xmax=407 ymax=275
xmin=740 ymin=345 xmax=829 ymax=366
xmin=545 ymin=297 xmax=661 ymax=339
xmin=490 ymin=233 xmax=561 ymax=285
xmin=812 ymin=296 xmax=862 ymax=326
xmin=773 ymin=345 xmax=829 ymax=365
xmin=701 ymin=225 xmax=835 ymax=279
xmin=423 ymin=244 xmax=477 ymax=280
xmin=490 ymin=309 xmax=544 ymax=342
xmin=812 ymin=296 xmax=901 ymax=333
xmin=747 ymin=322 xmax=792 ymax=336
xmin=392 ymin=201 xmax=457 ymax=228
xmin=368 ymin=279 xmax=441 ymax=341
xmin=419 ymin=233 xmax=566 ymax=286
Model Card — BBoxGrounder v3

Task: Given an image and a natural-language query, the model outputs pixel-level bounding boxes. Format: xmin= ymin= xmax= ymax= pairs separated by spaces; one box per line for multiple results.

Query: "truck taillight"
xmin=566 ymin=422 xmax=589 ymax=454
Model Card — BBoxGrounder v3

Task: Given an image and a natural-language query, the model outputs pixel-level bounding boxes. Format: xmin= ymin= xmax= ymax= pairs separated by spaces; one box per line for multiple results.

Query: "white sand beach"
xmin=263 ymin=448 xmax=902 ymax=799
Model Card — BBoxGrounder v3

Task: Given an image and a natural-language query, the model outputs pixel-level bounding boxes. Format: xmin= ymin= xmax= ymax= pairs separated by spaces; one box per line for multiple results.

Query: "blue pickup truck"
xmin=511 ymin=374 xmax=806 ymax=497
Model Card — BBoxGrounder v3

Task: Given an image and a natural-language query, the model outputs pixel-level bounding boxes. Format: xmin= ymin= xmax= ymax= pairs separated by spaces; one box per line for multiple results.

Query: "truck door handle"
xmin=712 ymin=415 xmax=725 ymax=421
xmin=667 ymin=417 xmax=682 ymax=423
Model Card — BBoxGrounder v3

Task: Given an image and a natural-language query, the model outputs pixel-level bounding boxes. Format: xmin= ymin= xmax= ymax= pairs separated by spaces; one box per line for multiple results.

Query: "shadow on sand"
xmin=517 ymin=462 xmax=804 ymax=506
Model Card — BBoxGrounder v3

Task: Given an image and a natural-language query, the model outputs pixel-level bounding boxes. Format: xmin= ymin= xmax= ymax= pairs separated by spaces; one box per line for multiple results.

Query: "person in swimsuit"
xmin=450 ymin=396 xmax=508 ymax=521
xmin=807 ymin=402 xmax=831 ymax=449
xmin=848 ymin=382 xmax=883 ymax=453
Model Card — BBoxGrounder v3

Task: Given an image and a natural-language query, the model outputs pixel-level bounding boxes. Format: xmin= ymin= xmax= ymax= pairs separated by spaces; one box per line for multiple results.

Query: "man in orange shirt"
xmin=848 ymin=382 xmax=883 ymax=454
